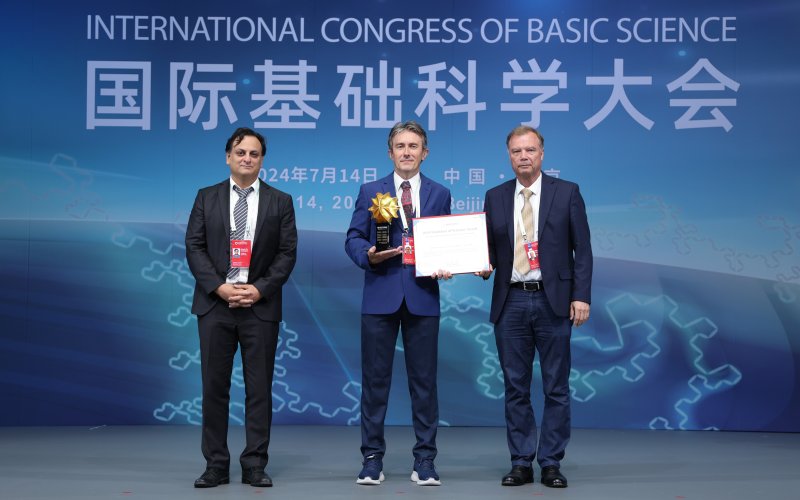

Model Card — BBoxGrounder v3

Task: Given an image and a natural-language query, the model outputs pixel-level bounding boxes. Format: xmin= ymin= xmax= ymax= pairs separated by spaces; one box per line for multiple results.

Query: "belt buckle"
xmin=523 ymin=281 xmax=541 ymax=292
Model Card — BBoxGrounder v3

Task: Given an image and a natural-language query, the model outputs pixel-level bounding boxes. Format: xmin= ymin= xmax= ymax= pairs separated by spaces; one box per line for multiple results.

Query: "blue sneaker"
xmin=356 ymin=454 xmax=384 ymax=485
xmin=411 ymin=458 xmax=441 ymax=486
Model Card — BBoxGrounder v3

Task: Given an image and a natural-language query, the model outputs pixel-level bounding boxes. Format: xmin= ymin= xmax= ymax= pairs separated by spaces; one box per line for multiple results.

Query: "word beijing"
xmin=87 ymin=15 xmax=736 ymax=44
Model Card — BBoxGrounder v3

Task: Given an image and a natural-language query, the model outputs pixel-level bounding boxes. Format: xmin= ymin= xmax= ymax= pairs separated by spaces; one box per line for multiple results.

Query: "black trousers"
xmin=198 ymin=302 xmax=279 ymax=470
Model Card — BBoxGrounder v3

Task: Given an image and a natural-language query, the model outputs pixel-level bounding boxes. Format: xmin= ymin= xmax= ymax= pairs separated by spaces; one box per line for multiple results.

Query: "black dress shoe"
xmin=194 ymin=468 xmax=229 ymax=488
xmin=501 ymin=465 xmax=533 ymax=486
xmin=541 ymin=465 xmax=568 ymax=488
xmin=242 ymin=467 xmax=273 ymax=487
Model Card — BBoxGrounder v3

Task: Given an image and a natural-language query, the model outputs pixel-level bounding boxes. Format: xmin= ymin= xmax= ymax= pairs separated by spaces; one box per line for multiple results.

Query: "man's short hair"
xmin=387 ymin=120 xmax=428 ymax=150
xmin=225 ymin=127 xmax=267 ymax=155
xmin=506 ymin=125 xmax=544 ymax=149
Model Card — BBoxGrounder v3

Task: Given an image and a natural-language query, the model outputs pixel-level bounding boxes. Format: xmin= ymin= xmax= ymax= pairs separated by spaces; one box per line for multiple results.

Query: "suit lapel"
xmin=419 ymin=173 xmax=431 ymax=217
xmin=253 ymin=179 xmax=270 ymax=242
xmin=502 ymin=180 xmax=516 ymax=249
xmin=217 ymin=180 xmax=232 ymax=238
xmin=386 ymin=174 xmax=408 ymax=233
xmin=538 ymin=173 xmax=555 ymax=242
xmin=383 ymin=174 xmax=394 ymax=198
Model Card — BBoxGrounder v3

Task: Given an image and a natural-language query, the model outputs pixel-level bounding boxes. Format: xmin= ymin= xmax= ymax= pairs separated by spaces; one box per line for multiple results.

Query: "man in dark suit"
xmin=479 ymin=125 xmax=592 ymax=489
xmin=345 ymin=121 xmax=452 ymax=487
xmin=186 ymin=127 xmax=297 ymax=488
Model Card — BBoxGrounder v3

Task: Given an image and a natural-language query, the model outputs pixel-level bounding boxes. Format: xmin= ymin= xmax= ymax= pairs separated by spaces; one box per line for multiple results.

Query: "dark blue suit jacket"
xmin=185 ymin=179 xmax=297 ymax=322
xmin=484 ymin=173 xmax=592 ymax=323
xmin=345 ymin=173 xmax=451 ymax=316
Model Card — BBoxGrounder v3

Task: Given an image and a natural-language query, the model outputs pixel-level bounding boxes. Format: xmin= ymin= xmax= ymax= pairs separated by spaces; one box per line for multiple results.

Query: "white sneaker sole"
xmin=356 ymin=472 xmax=385 ymax=485
xmin=411 ymin=471 xmax=441 ymax=486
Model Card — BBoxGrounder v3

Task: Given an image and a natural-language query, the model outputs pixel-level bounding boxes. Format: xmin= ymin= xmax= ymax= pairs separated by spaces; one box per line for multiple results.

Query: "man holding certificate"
xmin=345 ymin=121 xmax=452 ymax=486
xmin=479 ymin=126 xmax=592 ymax=489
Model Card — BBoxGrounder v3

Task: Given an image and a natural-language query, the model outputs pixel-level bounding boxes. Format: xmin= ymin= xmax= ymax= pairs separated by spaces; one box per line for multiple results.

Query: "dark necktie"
xmin=400 ymin=180 xmax=414 ymax=233
xmin=227 ymin=185 xmax=253 ymax=280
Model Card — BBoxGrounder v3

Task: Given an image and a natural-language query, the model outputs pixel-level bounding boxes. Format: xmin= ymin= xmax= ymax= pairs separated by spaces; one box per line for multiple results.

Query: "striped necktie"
xmin=227 ymin=185 xmax=253 ymax=280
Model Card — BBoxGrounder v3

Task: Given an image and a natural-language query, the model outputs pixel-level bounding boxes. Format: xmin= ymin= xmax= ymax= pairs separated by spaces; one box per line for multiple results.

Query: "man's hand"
xmin=474 ymin=264 xmax=494 ymax=279
xmin=367 ymin=245 xmax=402 ymax=265
xmin=215 ymin=283 xmax=239 ymax=302
xmin=570 ymin=300 xmax=590 ymax=327
xmin=216 ymin=283 xmax=262 ymax=308
xmin=229 ymin=283 xmax=262 ymax=307
xmin=431 ymin=269 xmax=453 ymax=280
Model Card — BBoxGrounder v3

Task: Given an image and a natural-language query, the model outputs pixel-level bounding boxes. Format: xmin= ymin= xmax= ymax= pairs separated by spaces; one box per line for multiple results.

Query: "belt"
xmin=510 ymin=281 xmax=543 ymax=292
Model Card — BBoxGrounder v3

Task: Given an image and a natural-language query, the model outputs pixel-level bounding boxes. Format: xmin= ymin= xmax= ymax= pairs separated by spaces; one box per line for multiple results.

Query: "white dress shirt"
xmin=394 ymin=172 xmax=421 ymax=232
xmin=511 ymin=174 xmax=543 ymax=283
xmin=227 ymin=177 xmax=260 ymax=283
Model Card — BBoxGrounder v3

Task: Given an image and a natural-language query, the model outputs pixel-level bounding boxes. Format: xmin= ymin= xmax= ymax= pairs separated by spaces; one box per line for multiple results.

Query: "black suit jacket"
xmin=484 ymin=173 xmax=592 ymax=323
xmin=185 ymin=179 xmax=297 ymax=321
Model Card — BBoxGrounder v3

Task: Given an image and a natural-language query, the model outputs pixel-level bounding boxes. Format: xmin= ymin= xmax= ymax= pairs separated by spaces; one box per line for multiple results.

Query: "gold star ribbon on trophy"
xmin=368 ymin=192 xmax=400 ymax=223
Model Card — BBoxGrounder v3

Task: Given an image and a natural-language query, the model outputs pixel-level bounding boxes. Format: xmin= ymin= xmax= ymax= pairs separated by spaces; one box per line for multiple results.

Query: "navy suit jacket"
xmin=185 ymin=179 xmax=297 ymax=322
xmin=484 ymin=173 xmax=592 ymax=323
xmin=345 ymin=173 xmax=451 ymax=316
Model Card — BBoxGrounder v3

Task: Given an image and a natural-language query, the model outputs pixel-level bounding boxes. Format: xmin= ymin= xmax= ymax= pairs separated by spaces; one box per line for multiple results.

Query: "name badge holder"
xmin=230 ymin=228 xmax=252 ymax=269
xmin=402 ymin=231 xmax=415 ymax=265
xmin=402 ymin=211 xmax=416 ymax=265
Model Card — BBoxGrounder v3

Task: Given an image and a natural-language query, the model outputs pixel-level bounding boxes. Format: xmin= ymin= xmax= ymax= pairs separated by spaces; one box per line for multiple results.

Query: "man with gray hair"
xmin=345 ymin=121 xmax=452 ymax=486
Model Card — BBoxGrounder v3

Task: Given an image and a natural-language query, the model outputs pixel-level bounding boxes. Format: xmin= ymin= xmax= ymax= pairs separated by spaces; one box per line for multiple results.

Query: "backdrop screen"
xmin=1 ymin=0 xmax=798 ymax=431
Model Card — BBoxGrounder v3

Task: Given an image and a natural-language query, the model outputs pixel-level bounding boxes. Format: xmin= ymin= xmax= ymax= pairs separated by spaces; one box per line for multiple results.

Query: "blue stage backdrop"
xmin=1 ymin=0 xmax=798 ymax=431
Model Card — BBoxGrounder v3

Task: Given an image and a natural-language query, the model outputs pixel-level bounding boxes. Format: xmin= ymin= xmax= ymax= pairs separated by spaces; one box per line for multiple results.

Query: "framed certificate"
xmin=411 ymin=212 xmax=491 ymax=277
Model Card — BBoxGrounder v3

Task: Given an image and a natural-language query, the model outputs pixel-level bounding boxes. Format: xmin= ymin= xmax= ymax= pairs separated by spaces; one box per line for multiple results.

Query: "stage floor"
xmin=1 ymin=425 xmax=797 ymax=499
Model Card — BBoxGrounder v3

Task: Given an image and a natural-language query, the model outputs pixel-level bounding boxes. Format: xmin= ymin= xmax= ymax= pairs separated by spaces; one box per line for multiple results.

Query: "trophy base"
xmin=375 ymin=223 xmax=391 ymax=251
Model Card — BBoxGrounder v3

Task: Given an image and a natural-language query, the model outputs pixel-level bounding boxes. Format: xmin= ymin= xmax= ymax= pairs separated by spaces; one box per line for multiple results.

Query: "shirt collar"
xmin=515 ymin=174 xmax=541 ymax=198
xmin=230 ymin=177 xmax=260 ymax=194
xmin=394 ymin=172 xmax=421 ymax=193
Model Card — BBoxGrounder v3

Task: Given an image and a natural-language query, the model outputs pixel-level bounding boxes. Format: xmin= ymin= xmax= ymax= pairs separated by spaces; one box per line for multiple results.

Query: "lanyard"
xmin=518 ymin=192 xmax=534 ymax=242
